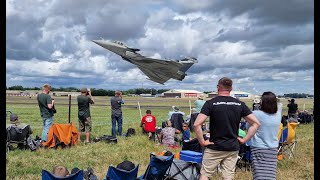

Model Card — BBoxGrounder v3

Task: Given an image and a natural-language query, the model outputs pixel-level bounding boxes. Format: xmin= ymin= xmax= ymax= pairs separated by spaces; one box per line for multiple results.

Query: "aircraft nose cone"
xmin=92 ymin=40 xmax=114 ymax=50
xmin=92 ymin=40 xmax=105 ymax=47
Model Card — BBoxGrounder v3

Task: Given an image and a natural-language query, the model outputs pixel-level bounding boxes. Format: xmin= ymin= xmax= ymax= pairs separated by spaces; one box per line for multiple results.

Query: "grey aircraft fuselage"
xmin=92 ymin=39 xmax=197 ymax=84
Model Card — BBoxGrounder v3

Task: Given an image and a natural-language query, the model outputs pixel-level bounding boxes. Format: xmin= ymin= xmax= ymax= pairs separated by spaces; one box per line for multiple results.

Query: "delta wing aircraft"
xmin=93 ymin=39 xmax=197 ymax=84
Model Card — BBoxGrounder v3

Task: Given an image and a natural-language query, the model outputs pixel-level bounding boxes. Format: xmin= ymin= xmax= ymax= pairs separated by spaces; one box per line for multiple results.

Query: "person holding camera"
xmin=37 ymin=83 xmax=55 ymax=142
xmin=110 ymin=90 xmax=124 ymax=136
xmin=77 ymin=88 xmax=94 ymax=143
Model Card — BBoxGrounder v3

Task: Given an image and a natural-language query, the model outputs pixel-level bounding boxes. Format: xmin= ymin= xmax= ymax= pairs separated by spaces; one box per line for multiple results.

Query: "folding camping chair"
xmin=168 ymin=159 xmax=201 ymax=180
xmin=42 ymin=95 xmax=78 ymax=149
xmin=6 ymin=124 xmax=32 ymax=152
xmin=278 ymin=122 xmax=298 ymax=159
xmin=236 ymin=144 xmax=252 ymax=171
xmin=105 ymin=164 xmax=139 ymax=180
xmin=138 ymin=153 xmax=174 ymax=180
xmin=41 ymin=169 xmax=84 ymax=180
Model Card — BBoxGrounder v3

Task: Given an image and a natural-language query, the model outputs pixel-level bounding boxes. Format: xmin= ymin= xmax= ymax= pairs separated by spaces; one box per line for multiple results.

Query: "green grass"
xmin=6 ymin=96 xmax=314 ymax=179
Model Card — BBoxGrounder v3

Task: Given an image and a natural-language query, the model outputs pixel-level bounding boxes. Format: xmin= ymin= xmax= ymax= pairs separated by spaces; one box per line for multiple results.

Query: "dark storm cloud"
xmin=6 ymin=0 xmax=151 ymax=61
xmin=6 ymin=15 xmax=48 ymax=60
xmin=172 ymin=0 xmax=313 ymax=25
xmin=47 ymin=0 xmax=150 ymax=41
xmin=215 ymin=24 xmax=313 ymax=48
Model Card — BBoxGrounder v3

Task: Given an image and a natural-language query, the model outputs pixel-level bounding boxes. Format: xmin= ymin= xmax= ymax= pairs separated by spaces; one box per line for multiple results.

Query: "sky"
xmin=6 ymin=0 xmax=314 ymax=95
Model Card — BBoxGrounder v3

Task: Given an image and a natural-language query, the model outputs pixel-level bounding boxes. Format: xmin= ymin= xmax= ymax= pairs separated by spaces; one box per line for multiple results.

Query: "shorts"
xmin=79 ymin=117 xmax=92 ymax=133
xmin=200 ymin=148 xmax=238 ymax=179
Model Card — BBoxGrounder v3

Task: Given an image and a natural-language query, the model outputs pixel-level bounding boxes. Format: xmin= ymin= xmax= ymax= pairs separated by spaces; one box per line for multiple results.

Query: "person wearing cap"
xmin=7 ymin=113 xmax=33 ymax=133
xmin=252 ymin=98 xmax=261 ymax=111
xmin=167 ymin=106 xmax=185 ymax=120
xmin=37 ymin=83 xmax=55 ymax=142
xmin=110 ymin=90 xmax=125 ymax=136
xmin=77 ymin=87 xmax=94 ymax=143
xmin=194 ymin=77 xmax=260 ymax=180
xmin=194 ymin=95 xmax=206 ymax=113
xmin=190 ymin=95 xmax=206 ymax=131
xmin=6 ymin=113 xmax=33 ymax=149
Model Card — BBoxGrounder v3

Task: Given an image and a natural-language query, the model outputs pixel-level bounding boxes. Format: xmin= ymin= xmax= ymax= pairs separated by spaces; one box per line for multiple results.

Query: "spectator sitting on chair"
xmin=169 ymin=106 xmax=185 ymax=134
xmin=140 ymin=110 xmax=156 ymax=140
xmin=287 ymin=116 xmax=299 ymax=124
xmin=52 ymin=165 xmax=69 ymax=177
xmin=182 ymin=122 xmax=192 ymax=141
xmin=168 ymin=106 xmax=185 ymax=120
xmin=7 ymin=113 xmax=33 ymax=150
xmin=158 ymin=120 xmax=179 ymax=146
xmin=7 ymin=114 xmax=33 ymax=133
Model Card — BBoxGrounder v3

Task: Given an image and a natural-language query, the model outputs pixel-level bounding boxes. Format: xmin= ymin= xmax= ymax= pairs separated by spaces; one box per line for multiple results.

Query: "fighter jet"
xmin=92 ymin=39 xmax=197 ymax=84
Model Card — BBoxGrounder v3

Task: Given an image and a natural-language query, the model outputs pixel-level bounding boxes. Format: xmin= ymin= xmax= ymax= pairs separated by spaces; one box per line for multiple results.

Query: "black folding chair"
xmin=167 ymin=159 xmax=201 ymax=180
xmin=6 ymin=125 xmax=32 ymax=151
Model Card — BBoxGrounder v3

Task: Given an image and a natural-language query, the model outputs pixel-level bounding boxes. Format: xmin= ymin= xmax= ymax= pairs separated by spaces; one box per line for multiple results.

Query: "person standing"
xmin=252 ymin=98 xmax=261 ymax=111
xmin=37 ymin=83 xmax=55 ymax=142
xmin=190 ymin=95 xmax=206 ymax=131
xmin=194 ymin=95 xmax=206 ymax=114
xmin=194 ymin=77 xmax=260 ymax=180
xmin=287 ymin=98 xmax=298 ymax=118
xmin=167 ymin=106 xmax=185 ymax=120
xmin=244 ymin=92 xmax=281 ymax=179
xmin=140 ymin=110 xmax=156 ymax=140
xmin=77 ymin=88 xmax=94 ymax=143
xmin=110 ymin=91 xmax=124 ymax=136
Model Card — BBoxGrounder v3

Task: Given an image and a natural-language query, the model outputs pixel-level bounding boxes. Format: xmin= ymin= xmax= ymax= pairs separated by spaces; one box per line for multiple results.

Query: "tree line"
xmin=6 ymin=85 xmax=169 ymax=96
xmin=280 ymin=93 xmax=314 ymax=98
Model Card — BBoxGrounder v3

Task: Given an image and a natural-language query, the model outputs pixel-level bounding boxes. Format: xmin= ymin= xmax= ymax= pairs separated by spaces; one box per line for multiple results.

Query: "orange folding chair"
xmin=278 ymin=123 xmax=298 ymax=159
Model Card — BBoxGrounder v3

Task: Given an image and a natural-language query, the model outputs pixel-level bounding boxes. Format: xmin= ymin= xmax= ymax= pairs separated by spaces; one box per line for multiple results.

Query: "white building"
xmin=208 ymin=91 xmax=254 ymax=99
xmin=162 ymin=89 xmax=205 ymax=98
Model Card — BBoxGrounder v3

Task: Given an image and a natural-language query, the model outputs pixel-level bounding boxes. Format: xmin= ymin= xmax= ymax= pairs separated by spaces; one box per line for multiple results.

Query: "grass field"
xmin=6 ymin=96 xmax=314 ymax=180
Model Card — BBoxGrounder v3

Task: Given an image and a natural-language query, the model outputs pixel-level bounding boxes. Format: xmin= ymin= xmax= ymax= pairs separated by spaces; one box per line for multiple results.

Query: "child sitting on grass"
xmin=182 ymin=122 xmax=192 ymax=141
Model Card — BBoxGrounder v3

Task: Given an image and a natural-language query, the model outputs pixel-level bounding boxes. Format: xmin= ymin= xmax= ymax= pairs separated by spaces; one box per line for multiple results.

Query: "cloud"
xmin=6 ymin=1 xmax=314 ymax=95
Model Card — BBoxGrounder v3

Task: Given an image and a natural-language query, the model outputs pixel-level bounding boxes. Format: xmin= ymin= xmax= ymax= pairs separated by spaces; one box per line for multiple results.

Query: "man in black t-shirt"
xmin=77 ymin=88 xmax=94 ymax=143
xmin=194 ymin=77 xmax=260 ymax=180
xmin=287 ymin=98 xmax=298 ymax=118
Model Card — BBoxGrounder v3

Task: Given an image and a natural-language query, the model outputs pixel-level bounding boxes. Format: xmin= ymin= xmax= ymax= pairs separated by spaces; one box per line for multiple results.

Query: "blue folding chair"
xmin=105 ymin=164 xmax=139 ymax=180
xmin=138 ymin=154 xmax=174 ymax=180
xmin=42 ymin=169 xmax=83 ymax=180
xmin=279 ymin=128 xmax=288 ymax=144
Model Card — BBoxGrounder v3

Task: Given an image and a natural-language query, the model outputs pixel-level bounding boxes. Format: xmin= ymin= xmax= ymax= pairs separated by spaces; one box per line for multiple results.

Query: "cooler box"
xmin=179 ymin=150 xmax=203 ymax=163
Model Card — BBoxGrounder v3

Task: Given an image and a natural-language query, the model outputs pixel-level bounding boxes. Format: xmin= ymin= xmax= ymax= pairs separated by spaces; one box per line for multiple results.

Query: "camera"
xmin=86 ymin=88 xmax=91 ymax=96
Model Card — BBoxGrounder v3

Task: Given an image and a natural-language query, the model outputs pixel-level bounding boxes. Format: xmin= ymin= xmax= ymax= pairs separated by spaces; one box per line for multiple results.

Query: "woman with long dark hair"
xmin=247 ymin=92 xmax=281 ymax=179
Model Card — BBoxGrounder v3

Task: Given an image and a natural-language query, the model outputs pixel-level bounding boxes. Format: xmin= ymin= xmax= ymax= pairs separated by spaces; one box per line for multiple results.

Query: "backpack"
xmin=27 ymin=136 xmax=41 ymax=151
xmin=126 ymin=128 xmax=136 ymax=137
xmin=93 ymin=135 xmax=117 ymax=144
